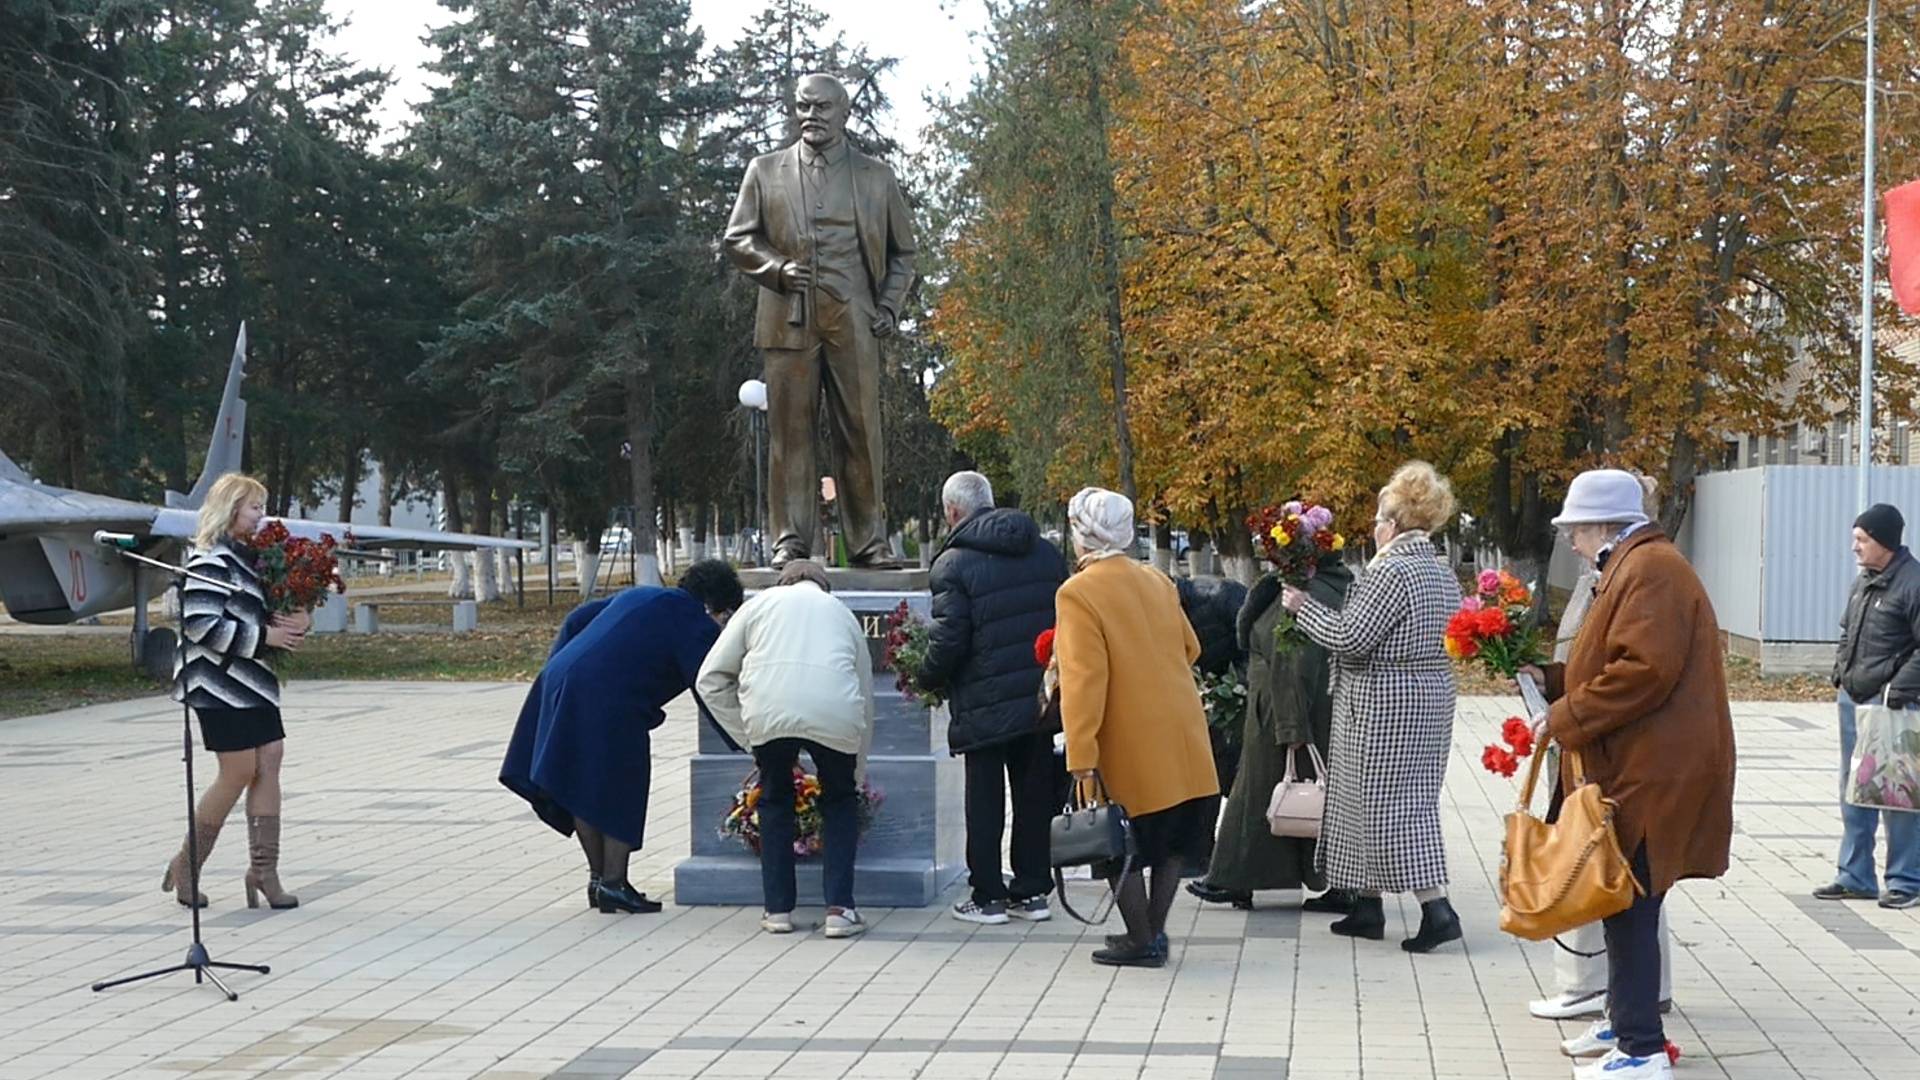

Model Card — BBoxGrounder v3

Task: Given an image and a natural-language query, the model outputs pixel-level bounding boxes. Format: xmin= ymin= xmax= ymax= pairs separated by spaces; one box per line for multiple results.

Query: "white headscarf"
xmin=1068 ymin=487 xmax=1135 ymax=563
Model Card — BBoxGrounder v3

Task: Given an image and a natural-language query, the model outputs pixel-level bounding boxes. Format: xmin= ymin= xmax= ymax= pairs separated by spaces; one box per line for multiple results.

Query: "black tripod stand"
xmin=90 ymin=544 xmax=269 ymax=1001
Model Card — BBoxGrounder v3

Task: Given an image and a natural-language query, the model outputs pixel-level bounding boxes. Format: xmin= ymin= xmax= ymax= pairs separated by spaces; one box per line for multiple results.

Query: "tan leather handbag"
xmin=1499 ymin=742 xmax=1642 ymax=941
xmin=1265 ymin=743 xmax=1326 ymax=839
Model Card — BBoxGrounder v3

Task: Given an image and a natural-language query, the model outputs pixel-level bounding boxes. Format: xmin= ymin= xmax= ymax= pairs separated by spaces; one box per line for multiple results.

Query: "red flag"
xmin=1887 ymin=178 xmax=1920 ymax=316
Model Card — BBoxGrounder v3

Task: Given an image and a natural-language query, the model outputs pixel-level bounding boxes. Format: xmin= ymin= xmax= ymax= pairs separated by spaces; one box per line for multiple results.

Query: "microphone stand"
xmin=90 ymin=546 xmax=270 ymax=1002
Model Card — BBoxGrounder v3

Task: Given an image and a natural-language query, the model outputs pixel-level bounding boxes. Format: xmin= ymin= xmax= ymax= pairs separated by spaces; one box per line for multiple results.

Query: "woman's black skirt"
xmin=195 ymin=706 xmax=285 ymax=753
xmin=1104 ymin=795 xmax=1217 ymax=878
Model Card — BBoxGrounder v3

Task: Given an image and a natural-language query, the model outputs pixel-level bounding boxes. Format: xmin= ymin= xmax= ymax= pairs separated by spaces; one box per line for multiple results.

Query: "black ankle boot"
xmin=1402 ymin=897 xmax=1463 ymax=953
xmin=587 ymin=874 xmax=600 ymax=909
xmin=594 ymin=879 xmax=662 ymax=914
xmin=1330 ymin=895 xmax=1386 ymax=939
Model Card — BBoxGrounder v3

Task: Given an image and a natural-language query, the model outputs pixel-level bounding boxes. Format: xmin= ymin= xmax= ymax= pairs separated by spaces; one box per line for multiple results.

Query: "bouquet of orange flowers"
xmin=720 ymin=766 xmax=883 ymax=857
xmin=247 ymin=521 xmax=346 ymax=614
xmin=1444 ymin=568 xmax=1546 ymax=679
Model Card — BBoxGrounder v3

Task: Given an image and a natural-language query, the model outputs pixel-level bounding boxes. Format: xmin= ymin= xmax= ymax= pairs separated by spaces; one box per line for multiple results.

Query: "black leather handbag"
xmin=1050 ymin=771 xmax=1134 ymax=925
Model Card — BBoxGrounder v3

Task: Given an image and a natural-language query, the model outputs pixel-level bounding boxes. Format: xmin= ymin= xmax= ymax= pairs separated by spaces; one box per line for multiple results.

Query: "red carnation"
xmin=1474 ymin=607 xmax=1512 ymax=637
xmin=1502 ymin=716 xmax=1531 ymax=748
xmin=1034 ymin=628 xmax=1056 ymax=667
xmin=1481 ymin=745 xmax=1519 ymax=777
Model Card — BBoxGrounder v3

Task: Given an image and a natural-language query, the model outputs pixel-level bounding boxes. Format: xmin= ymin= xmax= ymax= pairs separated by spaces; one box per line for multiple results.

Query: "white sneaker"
xmin=1531 ymin=989 xmax=1608 ymax=1020
xmin=1573 ymin=1048 xmax=1673 ymax=1080
xmin=823 ymin=908 xmax=867 ymax=939
xmin=1561 ymin=1020 xmax=1617 ymax=1058
xmin=760 ymin=911 xmax=794 ymax=934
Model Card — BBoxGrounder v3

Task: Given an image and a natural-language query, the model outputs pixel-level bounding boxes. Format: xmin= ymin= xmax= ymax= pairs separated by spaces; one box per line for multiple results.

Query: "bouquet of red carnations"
xmin=248 ymin=521 xmax=345 ymax=614
xmin=1481 ymin=716 xmax=1537 ymax=778
xmin=1248 ymin=501 xmax=1347 ymax=652
xmin=883 ymin=601 xmax=944 ymax=707
xmin=1444 ymin=568 xmax=1546 ymax=678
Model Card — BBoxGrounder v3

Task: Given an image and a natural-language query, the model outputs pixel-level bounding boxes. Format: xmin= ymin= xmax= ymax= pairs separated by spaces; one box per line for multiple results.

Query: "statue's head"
xmin=795 ymin=74 xmax=850 ymax=151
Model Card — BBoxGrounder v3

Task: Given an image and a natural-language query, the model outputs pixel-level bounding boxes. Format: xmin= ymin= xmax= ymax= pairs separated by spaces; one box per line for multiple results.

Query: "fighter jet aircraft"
xmin=0 ymin=324 xmax=533 ymax=675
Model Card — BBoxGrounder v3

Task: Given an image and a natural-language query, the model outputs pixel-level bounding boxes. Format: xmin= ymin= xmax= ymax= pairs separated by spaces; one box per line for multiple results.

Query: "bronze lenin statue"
xmin=723 ymin=73 xmax=918 ymax=569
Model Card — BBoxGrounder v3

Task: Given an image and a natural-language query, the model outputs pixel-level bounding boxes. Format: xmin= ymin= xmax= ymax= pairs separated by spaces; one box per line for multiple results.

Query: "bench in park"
xmin=351 ymin=599 xmax=479 ymax=635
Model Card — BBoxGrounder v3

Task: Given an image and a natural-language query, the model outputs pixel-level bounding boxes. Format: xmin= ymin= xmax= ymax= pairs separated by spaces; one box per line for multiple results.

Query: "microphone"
xmin=92 ymin=531 xmax=141 ymax=550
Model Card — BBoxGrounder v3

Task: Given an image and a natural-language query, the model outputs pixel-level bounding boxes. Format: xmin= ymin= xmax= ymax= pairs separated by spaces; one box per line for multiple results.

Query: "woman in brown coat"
xmin=1057 ymin=487 xmax=1220 ymax=968
xmin=1524 ymin=469 xmax=1735 ymax=1080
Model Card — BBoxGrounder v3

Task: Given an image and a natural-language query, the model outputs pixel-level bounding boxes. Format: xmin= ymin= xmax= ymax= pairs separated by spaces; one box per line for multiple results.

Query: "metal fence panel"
xmin=1682 ymin=468 xmax=1766 ymax=639
xmin=1759 ymin=466 xmax=1920 ymax=642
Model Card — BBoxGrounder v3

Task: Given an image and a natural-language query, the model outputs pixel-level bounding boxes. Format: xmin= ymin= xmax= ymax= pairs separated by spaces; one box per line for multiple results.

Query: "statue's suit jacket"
xmin=723 ymin=142 xmax=918 ymax=351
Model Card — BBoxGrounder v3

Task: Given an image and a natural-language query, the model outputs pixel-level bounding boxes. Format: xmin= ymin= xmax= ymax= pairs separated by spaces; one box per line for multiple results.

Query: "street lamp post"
xmin=1860 ymin=0 xmax=1878 ymax=510
xmin=738 ymin=379 xmax=770 ymax=566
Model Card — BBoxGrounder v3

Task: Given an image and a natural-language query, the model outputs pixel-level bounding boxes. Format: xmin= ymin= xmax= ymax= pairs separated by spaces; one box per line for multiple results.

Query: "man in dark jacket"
xmin=919 ymin=471 xmax=1068 ymax=925
xmin=1818 ymin=503 xmax=1920 ymax=909
xmin=1176 ymin=575 xmax=1250 ymax=677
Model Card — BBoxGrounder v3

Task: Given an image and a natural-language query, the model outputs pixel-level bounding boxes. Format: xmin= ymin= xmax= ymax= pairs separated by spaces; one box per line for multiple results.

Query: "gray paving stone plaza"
xmin=1 ymin=683 xmax=1915 ymax=1080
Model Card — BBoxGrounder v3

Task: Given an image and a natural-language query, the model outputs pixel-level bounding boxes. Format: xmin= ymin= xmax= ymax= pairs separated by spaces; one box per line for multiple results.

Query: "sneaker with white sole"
xmin=1573 ymin=1048 xmax=1673 ymax=1080
xmin=1531 ymin=989 xmax=1608 ymax=1021
xmin=1561 ymin=1020 xmax=1617 ymax=1058
xmin=952 ymin=898 xmax=1009 ymax=925
xmin=1007 ymin=896 xmax=1052 ymax=922
xmin=760 ymin=911 xmax=794 ymax=934
xmin=824 ymin=907 xmax=867 ymax=939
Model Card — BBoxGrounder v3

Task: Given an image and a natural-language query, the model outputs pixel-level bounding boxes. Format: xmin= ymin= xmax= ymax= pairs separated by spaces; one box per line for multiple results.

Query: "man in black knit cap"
xmin=1818 ymin=503 xmax=1920 ymax=909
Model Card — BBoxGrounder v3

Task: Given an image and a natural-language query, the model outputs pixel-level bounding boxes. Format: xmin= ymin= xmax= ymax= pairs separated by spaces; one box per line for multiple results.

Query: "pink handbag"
xmin=1266 ymin=743 xmax=1326 ymax=839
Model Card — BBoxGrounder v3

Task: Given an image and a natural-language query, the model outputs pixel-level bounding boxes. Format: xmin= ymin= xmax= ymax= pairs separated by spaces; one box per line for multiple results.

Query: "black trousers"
xmin=963 ymin=732 xmax=1061 ymax=904
xmin=753 ymin=738 xmax=859 ymax=914
xmin=1603 ymin=844 xmax=1667 ymax=1058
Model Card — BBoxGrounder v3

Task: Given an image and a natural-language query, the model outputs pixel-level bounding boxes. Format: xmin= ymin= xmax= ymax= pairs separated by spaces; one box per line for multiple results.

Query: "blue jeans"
xmin=1836 ymin=692 xmax=1920 ymax=894
xmin=753 ymin=738 xmax=859 ymax=914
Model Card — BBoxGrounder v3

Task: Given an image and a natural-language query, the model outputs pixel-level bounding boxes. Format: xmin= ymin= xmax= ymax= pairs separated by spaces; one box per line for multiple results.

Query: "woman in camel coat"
xmin=1056 ymin=487 xmax=1220 ymax=968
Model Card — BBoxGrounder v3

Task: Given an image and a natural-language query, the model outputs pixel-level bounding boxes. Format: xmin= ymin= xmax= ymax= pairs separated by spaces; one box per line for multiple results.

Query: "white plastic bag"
xmin=1847 ymin=700 xmax=1920 ymax=812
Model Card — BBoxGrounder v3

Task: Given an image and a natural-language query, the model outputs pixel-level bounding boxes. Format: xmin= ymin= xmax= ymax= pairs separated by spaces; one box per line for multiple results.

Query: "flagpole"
xmin=1859 ymin=0 xmax=1878 ymax=510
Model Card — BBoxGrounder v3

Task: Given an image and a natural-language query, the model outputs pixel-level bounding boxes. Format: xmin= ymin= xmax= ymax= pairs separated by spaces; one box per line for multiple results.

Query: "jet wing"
xmin=0 ymin=482 xmax=161 ymax=537
xmin=149 ymin=508 xmax=535 ymax=551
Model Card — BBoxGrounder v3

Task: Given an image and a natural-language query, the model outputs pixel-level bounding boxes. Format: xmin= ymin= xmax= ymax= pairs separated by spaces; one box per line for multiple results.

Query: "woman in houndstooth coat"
xmin=1283 ymin=461 xmax=1465 ymax=953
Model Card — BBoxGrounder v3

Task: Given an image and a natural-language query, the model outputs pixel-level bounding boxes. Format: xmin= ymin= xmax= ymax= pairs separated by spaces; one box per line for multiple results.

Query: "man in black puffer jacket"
xmin=1177 ymin=575 xmax=1250 ymax=678
xmin=919 ymin=471 xmax=1068 ymax=926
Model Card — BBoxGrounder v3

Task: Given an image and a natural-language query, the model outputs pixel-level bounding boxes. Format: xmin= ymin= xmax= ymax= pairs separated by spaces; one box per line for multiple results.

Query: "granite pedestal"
xmin=672 ymin=585 xmax=964 ymax=907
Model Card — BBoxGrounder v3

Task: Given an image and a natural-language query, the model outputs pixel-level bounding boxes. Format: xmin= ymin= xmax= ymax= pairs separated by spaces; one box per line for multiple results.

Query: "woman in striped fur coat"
xmin=164 ymin=473 xmax=308 ymax=910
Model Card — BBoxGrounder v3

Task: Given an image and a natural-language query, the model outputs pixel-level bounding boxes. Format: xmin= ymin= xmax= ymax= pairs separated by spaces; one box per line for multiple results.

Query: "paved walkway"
xmin=0 ymin=685 xmax=1914 ymax=1080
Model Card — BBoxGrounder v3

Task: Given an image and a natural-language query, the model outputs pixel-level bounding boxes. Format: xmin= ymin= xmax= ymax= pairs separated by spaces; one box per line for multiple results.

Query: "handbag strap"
xmin=1072 ymin=769 xmax=1115 ymax=810
xmin=1281 ymin=743 xmax=1328 ymax=783
xmin=1517 ymin=738 xmax=1587 ymax=809
xmin=1054 ymin=852 xmax=1132 ymax=926
xmin=1553 ymin=935 xmax=1606 ymax=959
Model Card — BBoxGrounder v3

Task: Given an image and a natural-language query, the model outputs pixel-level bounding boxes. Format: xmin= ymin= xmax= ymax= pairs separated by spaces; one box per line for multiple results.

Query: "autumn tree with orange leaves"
xmin=933 ymin=0 xmax=1920 ymax=582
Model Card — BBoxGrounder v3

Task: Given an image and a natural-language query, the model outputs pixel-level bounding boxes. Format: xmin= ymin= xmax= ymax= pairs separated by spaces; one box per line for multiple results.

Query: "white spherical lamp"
xmin=737 ymin=379 xmax=769 ymax=411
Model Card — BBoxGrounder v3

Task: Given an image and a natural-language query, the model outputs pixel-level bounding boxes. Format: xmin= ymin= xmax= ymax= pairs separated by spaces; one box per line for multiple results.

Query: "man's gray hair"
xmin=941 ymin=471 xmax=995 ymax=518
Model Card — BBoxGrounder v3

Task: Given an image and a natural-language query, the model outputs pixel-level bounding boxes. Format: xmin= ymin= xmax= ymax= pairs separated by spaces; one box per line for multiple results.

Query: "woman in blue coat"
xmin=501 ymin=561 xmax=743 ymax=913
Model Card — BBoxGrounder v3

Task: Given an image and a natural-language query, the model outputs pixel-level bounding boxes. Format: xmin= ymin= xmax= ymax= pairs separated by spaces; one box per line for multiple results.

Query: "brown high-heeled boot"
xmin=244 ymin=815 xmax=299 ymax=909
xmin=161 ymin=819 xmax=224 ymax=908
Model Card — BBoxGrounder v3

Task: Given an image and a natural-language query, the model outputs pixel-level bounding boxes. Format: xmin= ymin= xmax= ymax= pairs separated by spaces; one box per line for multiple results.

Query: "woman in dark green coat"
xmin=1187 ymin=556 xmax=1358 ymax=911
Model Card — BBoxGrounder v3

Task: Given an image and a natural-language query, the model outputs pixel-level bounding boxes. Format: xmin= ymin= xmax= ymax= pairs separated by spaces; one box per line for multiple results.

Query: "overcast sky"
xmin=324 ymin=0 xmax=990 ymax=150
